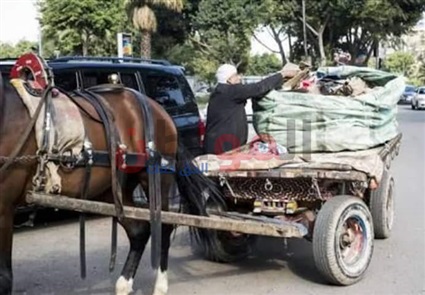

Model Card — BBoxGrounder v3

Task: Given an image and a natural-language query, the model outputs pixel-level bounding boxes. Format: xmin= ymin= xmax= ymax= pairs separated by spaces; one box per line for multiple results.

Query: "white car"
xmin=411 ymin=87 xmax=425 ymax=110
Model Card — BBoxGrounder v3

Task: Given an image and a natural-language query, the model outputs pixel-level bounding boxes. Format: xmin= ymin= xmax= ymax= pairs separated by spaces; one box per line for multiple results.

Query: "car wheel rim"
xmin=335 ymin=205 xmax=373 ymax=277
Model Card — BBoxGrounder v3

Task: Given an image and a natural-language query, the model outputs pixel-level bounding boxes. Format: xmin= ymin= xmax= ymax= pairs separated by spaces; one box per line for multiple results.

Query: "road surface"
xmin=11 ymin=106 xmax=425 ymax=295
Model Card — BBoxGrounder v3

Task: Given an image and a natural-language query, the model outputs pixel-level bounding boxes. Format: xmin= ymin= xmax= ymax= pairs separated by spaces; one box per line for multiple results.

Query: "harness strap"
xmin=74 ymin=89 xmax=125 ymax=220
xmin=79 ymin=139 xmax=94 ymax=279
xmin=125 ymin=87 xmax=164 ymax=269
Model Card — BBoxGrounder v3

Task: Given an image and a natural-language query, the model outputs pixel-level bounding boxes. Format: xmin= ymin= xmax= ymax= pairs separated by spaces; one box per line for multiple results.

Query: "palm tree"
xmin=126 ymin=0 xmax=183 ymax=58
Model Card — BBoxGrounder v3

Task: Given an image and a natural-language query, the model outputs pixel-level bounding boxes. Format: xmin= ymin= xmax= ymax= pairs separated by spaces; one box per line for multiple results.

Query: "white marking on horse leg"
xmin=115 ymin=276 xmax=134 ymax=295
xmin=153 ymin=270 xmax=168 ymax=295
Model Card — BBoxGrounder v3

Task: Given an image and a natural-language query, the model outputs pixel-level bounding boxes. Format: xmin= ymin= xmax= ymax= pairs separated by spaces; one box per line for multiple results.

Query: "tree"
xmin=251 ymin=0 xmax=297 ymax=64
xmin=189 ymin=0 xmax=262 ymax=69
xmin=326 ymin=0 xmax=425 ymax=65
xmin=39 ymin=0 xmax=128 ymax=56
xmin=384 ymin=51 xmax=415 ymax=77
xmin=418 ymin=63 xmax=425 ymax=85
xmin=0 ymin=40 xmax=38 ymax=58
xmin=252 ymin=0 xmax=425 ymax=66
xmin=246 ymin=54 xmax=282 ymax=76
xmin=125 ymin=0 xmax=183 ymax=58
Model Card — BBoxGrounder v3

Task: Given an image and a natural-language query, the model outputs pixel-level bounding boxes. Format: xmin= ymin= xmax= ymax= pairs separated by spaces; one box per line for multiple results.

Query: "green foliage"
xmin=150 ymin=5 xmax=188 ymax=59
xmin=384 ymin=51 xmax=415 ymax=76
xmin=183 ymin=0 xmax=270 ymax=81
xmin=190 ymin=0 xmax=261 ymax=67
xmin=38 ymin=0 xmax=128 ymax=56
xmin=246 ymin=54 xmax=282 ymax=75
xmin=418 ymin=63 xmax=425 ymax=85
xmin=31 ymin=0 xmax=425 ymax=84
xmin=0 ymin=40 xmax=38 ymax=58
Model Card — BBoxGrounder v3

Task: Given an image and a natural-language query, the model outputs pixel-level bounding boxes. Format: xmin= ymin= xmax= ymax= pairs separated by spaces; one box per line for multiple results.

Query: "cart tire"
xmin=313 ymin=195 xmax=374 ymax=286
xmin=190 ymin=194 xmax=256 ymax=263
xmin=370 ymin=170 xmax=395 ymax=239
xmin=191 ymin=228 xmax=256 ymax=263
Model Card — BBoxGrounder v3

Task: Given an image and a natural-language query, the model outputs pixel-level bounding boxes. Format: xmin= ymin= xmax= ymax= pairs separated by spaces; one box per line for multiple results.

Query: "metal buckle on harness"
xmin=83 ymin=140 xmax=94 ymax=166
xmin=118 ymin=144 xmax=127 ymax=170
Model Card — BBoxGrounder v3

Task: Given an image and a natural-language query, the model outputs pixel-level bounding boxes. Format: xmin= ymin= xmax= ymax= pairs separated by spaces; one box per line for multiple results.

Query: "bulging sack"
xmin=252 ymin=66 xmax=404 ymax=153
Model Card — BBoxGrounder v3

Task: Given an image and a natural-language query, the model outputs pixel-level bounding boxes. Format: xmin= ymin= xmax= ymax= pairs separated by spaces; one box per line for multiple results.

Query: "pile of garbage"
xmin=253 ymin=65 xmax=404 ymax=153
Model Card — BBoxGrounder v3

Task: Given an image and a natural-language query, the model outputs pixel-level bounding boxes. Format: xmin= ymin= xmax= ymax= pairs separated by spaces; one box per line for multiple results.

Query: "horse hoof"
xmin=115 ymin=276 xmax=133 ymax=295
xmin=153 ymin=270 xmax=168 ymax=295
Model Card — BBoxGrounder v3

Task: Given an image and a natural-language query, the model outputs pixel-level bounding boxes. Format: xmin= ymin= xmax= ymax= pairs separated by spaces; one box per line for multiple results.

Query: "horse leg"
xmin=0 ymin=204 xmax=14 ymax=295
xmin=115 ymin=219 xmax=151 ymax=295
xmin=115 ymin=173 xmax=150 ymax=295
xmin=115 ymin=172 xmax=175 ymax=295
xmin=153 ymin=174 xmax=175 ymax=295
xmin=152 ymin=224 xmax=174 ymax=295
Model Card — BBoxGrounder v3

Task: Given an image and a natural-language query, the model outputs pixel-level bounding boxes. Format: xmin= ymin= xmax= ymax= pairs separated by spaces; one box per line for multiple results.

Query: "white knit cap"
xmin=216 ymin=64 xmax=238 ymax=84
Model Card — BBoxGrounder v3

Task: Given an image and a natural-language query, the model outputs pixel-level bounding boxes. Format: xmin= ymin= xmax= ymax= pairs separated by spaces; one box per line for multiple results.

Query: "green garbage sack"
xmin=252 ymin=66 xmax=404 ymax=153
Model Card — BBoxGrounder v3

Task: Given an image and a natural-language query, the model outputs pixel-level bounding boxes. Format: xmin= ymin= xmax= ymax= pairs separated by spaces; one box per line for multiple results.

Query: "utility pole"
xmin=302 ymin=0 xmax=308 ymax=58
xmin=37 ymin=9 xmax=43 ymax=57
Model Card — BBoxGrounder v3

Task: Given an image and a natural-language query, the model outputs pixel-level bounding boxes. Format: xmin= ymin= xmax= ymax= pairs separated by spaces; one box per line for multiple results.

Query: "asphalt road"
xmin=11 ymin=106 xmax=425 ymax=295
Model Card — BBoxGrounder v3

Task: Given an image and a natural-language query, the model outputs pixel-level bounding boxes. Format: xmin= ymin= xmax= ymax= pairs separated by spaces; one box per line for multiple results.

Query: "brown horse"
xmin=0 ymin=71 xmax=222 ymax=295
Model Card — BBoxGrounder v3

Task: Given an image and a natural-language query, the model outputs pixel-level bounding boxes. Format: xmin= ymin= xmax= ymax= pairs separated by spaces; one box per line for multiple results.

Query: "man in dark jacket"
xmin=204 ymin=64 xmax=297 ymax=154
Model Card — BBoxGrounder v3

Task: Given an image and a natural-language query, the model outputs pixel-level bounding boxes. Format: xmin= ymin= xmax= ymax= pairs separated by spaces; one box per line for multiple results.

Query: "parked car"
xmin=399 ymin=85 xmax=417 ymax=104
xmin=411 ymin=86 xmax=425 ymax=110
xmin=0 ymin=56 xmax=205 ymax=157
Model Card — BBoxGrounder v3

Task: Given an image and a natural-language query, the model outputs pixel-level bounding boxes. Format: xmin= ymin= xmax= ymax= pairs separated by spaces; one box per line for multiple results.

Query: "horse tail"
xmin=175 ymin=142 xmax=224 ymax=216
xmin=175 ymin=142 xmax=228 ymax=260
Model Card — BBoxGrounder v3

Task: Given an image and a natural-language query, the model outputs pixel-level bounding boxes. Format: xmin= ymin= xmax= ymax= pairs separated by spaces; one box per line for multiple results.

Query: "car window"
xmin=81 ymin=69 xmax=139 ymax=90
xmin=144 ymin=73 xmax=190 ymax=107
xmin=405 ymin=86 xmax=416 ymax=92
xmin=418 ymin=88 xmax=425 ymax=94
xmin=54 ymin=70 xmax=78 ymax=91
xmin=1 ymin=71 xmax=11 ymax=87
xmin=0 ymin=65 xmax=13 ymax=76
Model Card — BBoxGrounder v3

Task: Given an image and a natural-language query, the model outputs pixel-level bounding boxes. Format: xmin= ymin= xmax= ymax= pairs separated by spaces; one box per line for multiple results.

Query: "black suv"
xmin=0 ymin=56 xmax=205 ymax=156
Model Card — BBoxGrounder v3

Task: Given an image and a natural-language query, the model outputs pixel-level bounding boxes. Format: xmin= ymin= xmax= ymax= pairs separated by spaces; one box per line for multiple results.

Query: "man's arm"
xmin=230 ymin=73 xmax=284 ymax=103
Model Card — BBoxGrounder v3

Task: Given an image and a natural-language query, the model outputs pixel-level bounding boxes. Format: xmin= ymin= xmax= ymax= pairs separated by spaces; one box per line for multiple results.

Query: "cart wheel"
xmin=370 ymin=170 xmax=395 ymax=239
xmin=191 ymin=198 xmax=256 ymax=263
xmin=313 ymin=195 xmax=374 ymax=286
xmin=192 ymin=228 xmax=257 ymax=263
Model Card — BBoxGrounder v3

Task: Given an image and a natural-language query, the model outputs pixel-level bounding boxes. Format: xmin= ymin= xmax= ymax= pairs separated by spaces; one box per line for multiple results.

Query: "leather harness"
xmin=6 ymin=53 xmax=174 ymax=273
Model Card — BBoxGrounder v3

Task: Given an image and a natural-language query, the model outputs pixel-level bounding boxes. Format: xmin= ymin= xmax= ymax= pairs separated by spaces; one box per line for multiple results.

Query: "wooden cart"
xmin=26 ymin=133 xmax=402 ymax=286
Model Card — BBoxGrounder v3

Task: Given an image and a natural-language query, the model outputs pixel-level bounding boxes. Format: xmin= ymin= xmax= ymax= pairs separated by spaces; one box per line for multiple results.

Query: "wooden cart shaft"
xmin=26 ymin=192 xmax=307 ymax=238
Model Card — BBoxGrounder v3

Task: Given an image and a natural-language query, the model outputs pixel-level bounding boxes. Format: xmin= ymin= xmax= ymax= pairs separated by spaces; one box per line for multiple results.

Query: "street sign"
xmin=117 ymin=33 xmax=133 ymax=58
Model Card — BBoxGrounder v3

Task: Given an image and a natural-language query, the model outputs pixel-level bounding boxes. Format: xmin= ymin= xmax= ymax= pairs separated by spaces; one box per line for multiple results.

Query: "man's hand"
xmin=280 ymin=62 xmax=301 ymax=78
xmin=281 ymin=69 xmax=300 ymax=78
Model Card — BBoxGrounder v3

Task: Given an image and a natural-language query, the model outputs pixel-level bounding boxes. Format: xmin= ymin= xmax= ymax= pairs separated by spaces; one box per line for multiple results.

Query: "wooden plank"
xmin=26 ymin=192 xmax=307 ymax=238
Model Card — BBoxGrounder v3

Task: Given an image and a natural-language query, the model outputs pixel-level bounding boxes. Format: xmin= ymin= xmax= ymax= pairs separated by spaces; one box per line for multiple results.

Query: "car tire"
xmin=190 ymin=195 xmax=257 ymax=263
xmin=369 ymin=169 xmax=395 ymax=239
xmin=313 ymin=195 xmax=374 ymax=286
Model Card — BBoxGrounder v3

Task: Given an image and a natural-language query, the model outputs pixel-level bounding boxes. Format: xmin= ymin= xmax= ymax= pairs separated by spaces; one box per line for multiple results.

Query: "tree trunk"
xmin=140 ymin=30 xmax=152 ymax=59
xmin=288 ymin=32 xmax=293 ymax=60
xmin=318 ymin=32 xmax=326 ymax=66
xmin=270 ymin=26 xmax=287 ymax=65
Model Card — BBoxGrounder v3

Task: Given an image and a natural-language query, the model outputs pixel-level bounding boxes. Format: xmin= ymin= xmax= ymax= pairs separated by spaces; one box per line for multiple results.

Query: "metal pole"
xmin=37 ymin=10 xmax=43 ymax=57
xmin=302 ymin=0 xmax=308 ymax=58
